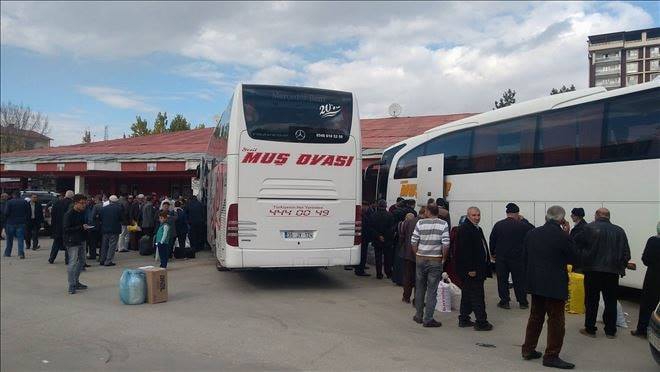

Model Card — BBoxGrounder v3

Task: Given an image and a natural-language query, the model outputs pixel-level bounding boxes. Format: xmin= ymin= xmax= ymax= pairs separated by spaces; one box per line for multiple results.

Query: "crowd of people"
xmin=352 ymin=197 xmax=659 ymax=370
xmin=2 ymin=190 xmax=659 ymax=368
xmin=1 ymin=190 xmax=205 ymax=294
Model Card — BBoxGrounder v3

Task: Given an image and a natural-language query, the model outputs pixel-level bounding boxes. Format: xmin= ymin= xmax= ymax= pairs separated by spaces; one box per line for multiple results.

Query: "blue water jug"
xmin=119 ymin=269 xmax=147 ymax=305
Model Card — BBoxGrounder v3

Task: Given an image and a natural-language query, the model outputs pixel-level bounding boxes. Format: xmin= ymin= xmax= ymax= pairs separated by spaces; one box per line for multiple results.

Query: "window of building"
xmin=472 ymin=116 xmax=536 ymax=172
xmin=425 ymin=130 xmax=473 ymax=175
xmin=650 ymin=73 xmax=660 ymax=81
xmin=626 ymin=62 xmax=638 ymax=73
xmin=603 ymin=89 xmax=660 ymax=160
xmin=595 ymin=77 xmax=621 ymax=87
xmin=626 ymin=49 xmax=639 ymax=59
xmin=627 ymin=75 xmax=639 ymax=86
xmin=595 ymin=51 xmax=620 ymax=61
xmin=650 ymin=46 xmax=660 ymax=58
xmin=650 ymin=59 xmax=660 ymax=71
xmin=595 ymin=63 xmax=620 ymax=74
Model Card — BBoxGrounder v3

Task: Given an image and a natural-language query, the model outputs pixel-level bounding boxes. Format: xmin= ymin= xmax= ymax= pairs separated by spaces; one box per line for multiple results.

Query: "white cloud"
xmin=78 ymin=86 xmax=157 ymax=113
xmin=48 ymin=113 xmax=118 ymax=146
xmin=2 ymin=1 xmax=656 ymax=120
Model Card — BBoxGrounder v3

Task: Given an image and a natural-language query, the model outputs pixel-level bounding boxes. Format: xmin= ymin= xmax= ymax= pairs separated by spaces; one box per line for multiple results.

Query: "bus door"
xmin=417 ymin=154 xmax=445 ymax=205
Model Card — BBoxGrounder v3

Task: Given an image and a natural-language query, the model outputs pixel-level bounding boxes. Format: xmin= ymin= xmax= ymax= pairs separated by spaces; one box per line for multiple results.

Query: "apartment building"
xmin=588 ymin=28 xmax=660 ymax=89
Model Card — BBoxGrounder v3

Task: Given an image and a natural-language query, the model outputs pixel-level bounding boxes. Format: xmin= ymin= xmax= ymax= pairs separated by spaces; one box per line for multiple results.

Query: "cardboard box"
xmin=141 ymin=267 xmax=168 ymax=304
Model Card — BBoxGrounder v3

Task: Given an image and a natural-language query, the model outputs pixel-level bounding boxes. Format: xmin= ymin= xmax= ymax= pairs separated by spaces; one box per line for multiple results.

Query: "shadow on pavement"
xmin=236 ymin=268 xmax=349 ymax=290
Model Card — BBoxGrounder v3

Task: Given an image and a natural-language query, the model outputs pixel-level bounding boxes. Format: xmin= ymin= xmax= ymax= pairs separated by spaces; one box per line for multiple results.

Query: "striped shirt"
xmin=411 ymin=218 xmax=450 ymax=257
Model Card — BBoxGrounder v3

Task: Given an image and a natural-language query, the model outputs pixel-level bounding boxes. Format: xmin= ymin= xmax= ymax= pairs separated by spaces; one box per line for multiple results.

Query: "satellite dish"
xmin=388 ymin=103 xmax=402 ymax=118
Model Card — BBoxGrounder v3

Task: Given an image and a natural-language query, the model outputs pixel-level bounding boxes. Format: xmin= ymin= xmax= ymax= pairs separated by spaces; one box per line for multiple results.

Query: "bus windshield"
xmin=243 ymin=85 xmax=353 ymax=144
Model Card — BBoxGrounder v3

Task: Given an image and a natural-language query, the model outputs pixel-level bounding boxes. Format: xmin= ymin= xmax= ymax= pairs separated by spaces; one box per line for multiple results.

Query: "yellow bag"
xmin=565 ymin=265 xmax=585 ymax=314
xmin=127 ymin=223 xmax=141 ymax=233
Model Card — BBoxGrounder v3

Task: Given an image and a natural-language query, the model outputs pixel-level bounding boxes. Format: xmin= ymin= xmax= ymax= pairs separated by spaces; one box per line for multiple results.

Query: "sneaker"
xmin=497 ymin=301 xmax=511 ymax=309
xmin=423 ymin=319 xmax=442 ymax=328
xmin=474 ymin=322 xmax=493 ymax=331
xmin=542 ymin=357 xmax=575 ymax=369
xmin=519 ymin=303 xmax=529 ymax=309
xmin=412 ymin=315 xmax=423 ymax=324
xmin=579 ymin=328 xmax=596 ymax=338
xmin=33 ymin=245 xmax=40 ymax=251
xmin=75 ymin=283 xmax=88 ymax=290
xmin=522 ymin=350 xmax=543 ymax=360
xmin=459 ymin=319 xmax=475 ymax=328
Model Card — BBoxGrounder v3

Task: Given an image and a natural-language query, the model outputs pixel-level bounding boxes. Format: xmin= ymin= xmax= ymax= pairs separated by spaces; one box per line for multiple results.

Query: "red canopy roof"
xmin=360 ymin=113 xmax=475 ymax=150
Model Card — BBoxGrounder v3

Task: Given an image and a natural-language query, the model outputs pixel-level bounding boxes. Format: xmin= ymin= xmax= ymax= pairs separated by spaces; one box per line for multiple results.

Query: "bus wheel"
xmin=216 ymin=260 xmax=230 ymax=271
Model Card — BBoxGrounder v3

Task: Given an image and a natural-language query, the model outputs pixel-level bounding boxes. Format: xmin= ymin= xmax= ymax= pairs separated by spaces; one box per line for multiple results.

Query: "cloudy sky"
xmin=1 ymin=1 xmax=658 ymax=145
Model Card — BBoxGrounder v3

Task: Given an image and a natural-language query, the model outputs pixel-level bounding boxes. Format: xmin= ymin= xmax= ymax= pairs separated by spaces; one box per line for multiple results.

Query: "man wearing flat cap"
xmin=489 ymin=202 xmax=534 ymax=309
xmin=569 ymin=208 xmax=587 ymax=271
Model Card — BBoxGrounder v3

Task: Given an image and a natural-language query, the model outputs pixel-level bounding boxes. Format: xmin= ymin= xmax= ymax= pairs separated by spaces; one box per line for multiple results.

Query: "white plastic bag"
xmin=436 ymin=280 xmax=452 ymax=312
xmin=448 ymin=282 xmax=462 ymax=311
xmin=596 ymin=294 xmax=628 ymax=328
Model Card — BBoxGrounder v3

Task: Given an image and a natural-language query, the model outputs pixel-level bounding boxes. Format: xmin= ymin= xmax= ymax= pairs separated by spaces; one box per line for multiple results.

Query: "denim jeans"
xmin=66 ymin=245 xmax=85 ymax=289
xmin=4 ymin=224 xmax=25 ymax=257
xmin=415 ymin=258 xmax=443 ymax=323
xmin=156 ymin=243 xmax=170 ymax=268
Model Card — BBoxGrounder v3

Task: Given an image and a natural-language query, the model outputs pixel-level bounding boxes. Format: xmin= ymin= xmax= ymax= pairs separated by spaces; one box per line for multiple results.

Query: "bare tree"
xmin=1 ymin=101 xmax=51 ymax=152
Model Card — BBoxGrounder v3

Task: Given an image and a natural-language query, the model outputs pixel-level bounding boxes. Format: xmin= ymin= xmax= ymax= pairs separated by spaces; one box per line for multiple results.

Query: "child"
xmin=154 ymin=211 xmax=172 ymax=268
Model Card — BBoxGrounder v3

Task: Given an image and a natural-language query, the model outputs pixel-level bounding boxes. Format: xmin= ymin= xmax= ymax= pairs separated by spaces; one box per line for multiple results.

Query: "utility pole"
xmin=104 ymin=125 xmax=109 ymax=141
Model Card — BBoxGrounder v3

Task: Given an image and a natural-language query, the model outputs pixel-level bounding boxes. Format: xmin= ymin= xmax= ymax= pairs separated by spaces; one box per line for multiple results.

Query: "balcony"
xmin=594 ymin=55 xmax=621 ymax=64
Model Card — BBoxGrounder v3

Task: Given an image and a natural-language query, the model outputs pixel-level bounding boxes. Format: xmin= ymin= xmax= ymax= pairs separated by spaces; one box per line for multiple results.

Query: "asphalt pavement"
xmin=1 ymin=238 xmax=656 ymax=371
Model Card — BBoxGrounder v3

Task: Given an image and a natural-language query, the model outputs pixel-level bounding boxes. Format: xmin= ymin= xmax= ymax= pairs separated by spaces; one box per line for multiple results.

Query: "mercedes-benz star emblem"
xmin=294 ymin=129 xmax=306 ymax=141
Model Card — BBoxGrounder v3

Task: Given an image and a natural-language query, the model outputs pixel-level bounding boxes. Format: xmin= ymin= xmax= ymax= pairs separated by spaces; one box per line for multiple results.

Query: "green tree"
xmin=82 ymin=129 xmax=92 ymax=143
xmin=130 ymin=115 xmax=151 ymax=137
xmin=153 ymin=112 xmax=168 ymax=134
xmin=550 ymin=84 xmax=576 ymax=95
xmin=494 ymin=89 xmax=516 ymax=109
xmin=195 ymin=123 xmax=206 ymax=129
xmin=169 ymin=114 xmax=190 ymax=132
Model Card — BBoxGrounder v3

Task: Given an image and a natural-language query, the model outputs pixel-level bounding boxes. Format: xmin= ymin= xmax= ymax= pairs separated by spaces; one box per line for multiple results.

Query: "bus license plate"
xmin=284 ymin=231 xmax=314 ymax=239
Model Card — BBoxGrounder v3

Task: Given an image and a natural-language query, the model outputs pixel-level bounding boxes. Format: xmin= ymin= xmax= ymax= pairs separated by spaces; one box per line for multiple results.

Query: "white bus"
xmin=377 ymin=81 xmax=659 ymax=288
xmin=201 ymin=84 xmax=362 ymax=270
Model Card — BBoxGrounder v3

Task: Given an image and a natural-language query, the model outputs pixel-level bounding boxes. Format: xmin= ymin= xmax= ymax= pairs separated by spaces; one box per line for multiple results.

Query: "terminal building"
xmin=0 ymin=113 xmax=474 ymax=200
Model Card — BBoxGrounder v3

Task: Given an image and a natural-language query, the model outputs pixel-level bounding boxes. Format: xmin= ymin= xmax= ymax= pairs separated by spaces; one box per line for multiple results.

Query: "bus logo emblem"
xmin=294 ymin=130 xmax=306 ymax=141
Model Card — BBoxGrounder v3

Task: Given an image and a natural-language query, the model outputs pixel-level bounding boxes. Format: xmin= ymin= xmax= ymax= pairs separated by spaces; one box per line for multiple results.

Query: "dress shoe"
xmin=630 ymin=330 xmax=647 ymax=338
xmin=605 ymin=334 xmax=616 ymax=339
xmin=33 ymin=245 xmax=40 ymax=251
xmin=48 ymin=258 xmax=54 ymax=264
xmin=75 ymin=283 xmax=88 ymax=290
xmin=402 ymin=297 xmax=411 ymax=304
xmin=376 ymin=274 xmax=383 ymax=280
xmin=354 ymin=271 xmax=370 ymax=277
xmin=579 ymin=328 xmax=596 ymax=338
xmin=343 ymin=266 xmax=353 ymax=270
xmin=412 ymin=315 xmax=423 ymax=324
xmin=523 ymin=350 xmax=543 ymax=360
xmin=542 ymin=357 xmax=575 ymax=369
xmin=520 ymin=303 xmax=529 ymax=309
xmin=459 ymin=319 xmax=475 ymax=328
xmin=497 ymin=301 xmax=511 ymax=309
xmin=84 ymin=264 xmax=91 ymax=268
xmin=104 ymin=262 xmax=116 ymax=266
xmin=68 ymin=287 xmax=76 ymax=295
xmin=474 ymin=322 xmax=493 ymax=331
xmin=19 ymin=255 xmax=25 ymax=259
xmin=423 ymin=319 xmax=442 ymax=328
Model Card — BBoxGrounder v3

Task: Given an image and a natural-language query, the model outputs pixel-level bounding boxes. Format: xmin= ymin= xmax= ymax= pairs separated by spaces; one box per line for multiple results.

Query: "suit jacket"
xmin=455 ymin=222 xmax=491 ymax=280
xmin=28 ymin=202 xmax=44 ymax=225
xmin=51 ymin=198 xmax=72 ymax=238
xmin=523 ymin=221 xmax=574 ymax=300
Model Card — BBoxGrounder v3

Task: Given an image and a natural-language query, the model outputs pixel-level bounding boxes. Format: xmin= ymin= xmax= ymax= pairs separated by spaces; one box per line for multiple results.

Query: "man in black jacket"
xmin=369 ymin=200 xmax=396 ymax=279
xmin=577 ymin=208 xmax=631 ymax=338
xmin=25 ymin=194 xmax=44 ymax=250
xmin=490 ymin=203 xmax=534 ymax=309
xmin=49 ymin=190 xmax=73 ymax=264
xmin=569 ymin=208 xmax=587 ymax=272
xmin=521 ymin=205 xmax=574 ymax=369
xmin=63 ymin=194 xmax=91 ymax=294
xmin=631 ymin=224 xmax=660 ymax=337
xmin=185 ymin=196 xmax=204 ymax=252
xmin=3 ymin=191 xmax=29 ymax=259
xmin=99 ymin=195 xmax=123 ymax=266
xmin=455 ymin=206 xmax=493 ymax=331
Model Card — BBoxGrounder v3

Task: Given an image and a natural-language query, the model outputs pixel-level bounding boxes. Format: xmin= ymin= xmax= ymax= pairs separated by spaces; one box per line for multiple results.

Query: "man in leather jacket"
xmin=577 ymin=208 xmax=631 ymax=338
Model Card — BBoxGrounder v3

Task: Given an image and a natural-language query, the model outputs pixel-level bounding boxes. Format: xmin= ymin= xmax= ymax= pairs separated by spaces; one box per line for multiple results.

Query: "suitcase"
xmin=173 ymin=245 xmax=186 ymax=259
xmin=139 ymin=235 xmax=154 ymax=256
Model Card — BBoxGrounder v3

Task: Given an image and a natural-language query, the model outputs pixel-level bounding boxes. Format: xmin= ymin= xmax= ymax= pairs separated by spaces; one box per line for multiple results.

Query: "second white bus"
xmin=377 ymin=81 xmax=659 ymax=288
